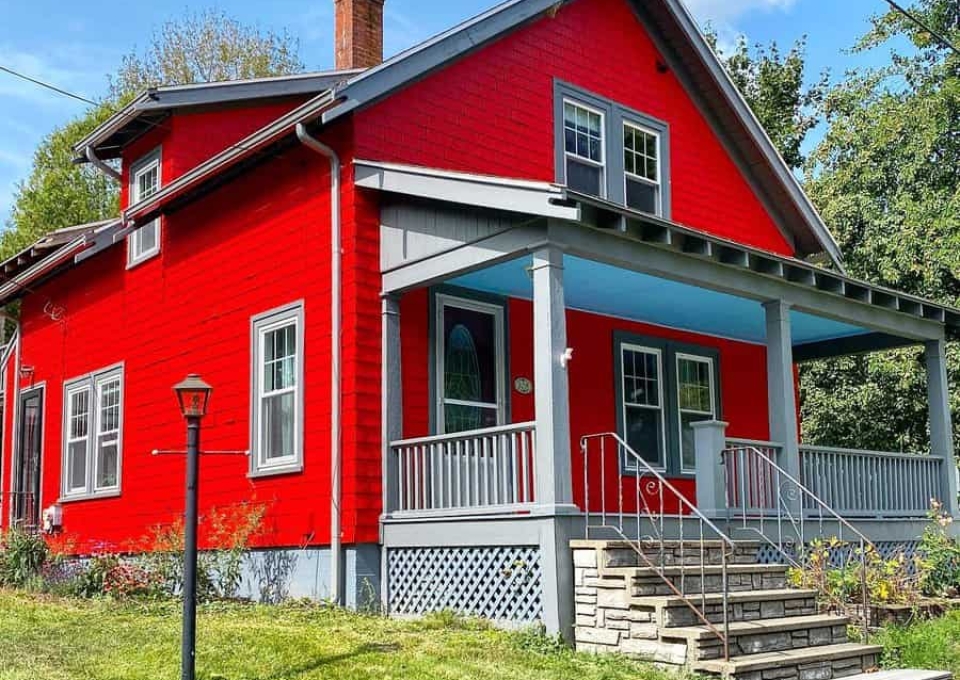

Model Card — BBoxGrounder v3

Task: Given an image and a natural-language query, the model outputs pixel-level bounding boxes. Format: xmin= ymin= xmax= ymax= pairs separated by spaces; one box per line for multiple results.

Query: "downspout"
xmin=295 ymin=123 xmax=343 ymax=605
xmin=84 ymin=146 xmax=121 ymax=182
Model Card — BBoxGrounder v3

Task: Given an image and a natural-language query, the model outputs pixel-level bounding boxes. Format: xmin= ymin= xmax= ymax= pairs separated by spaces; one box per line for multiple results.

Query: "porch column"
xmin=925 ymin=339 xmax=959 ymax=517
xmin=381 ymin=295 xmax=402 ymax=518
xmin=764 ymin=300 xmax=801 ymax=494
xmin=531 ymin=245 xmax=576 ymax=512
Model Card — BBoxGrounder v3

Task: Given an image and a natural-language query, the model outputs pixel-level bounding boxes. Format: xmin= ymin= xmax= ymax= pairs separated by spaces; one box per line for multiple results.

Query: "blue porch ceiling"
xmin=450 ymin=255 xmax=870 ymax=345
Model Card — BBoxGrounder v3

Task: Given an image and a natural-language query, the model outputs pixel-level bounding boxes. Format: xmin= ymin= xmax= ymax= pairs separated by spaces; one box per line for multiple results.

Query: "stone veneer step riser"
xmin=729 ymin=653 xmax=879 ymax=680
xmin=628 ymin=570 xmax=787 ymax=597
xmin=655 ymin=594 xmax=819 ymax=627
xmin=686 ymin=624 xmax=850 ymax=662
xmin=602 ymin=545 xmax=759 ymax=569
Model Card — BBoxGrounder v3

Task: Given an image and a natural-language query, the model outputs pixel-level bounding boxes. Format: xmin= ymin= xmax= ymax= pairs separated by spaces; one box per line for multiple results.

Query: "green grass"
xmin=0 ymin=590 xmax=678 ymax=680
xmin=873 ymin=609 xmax=960 ymax=674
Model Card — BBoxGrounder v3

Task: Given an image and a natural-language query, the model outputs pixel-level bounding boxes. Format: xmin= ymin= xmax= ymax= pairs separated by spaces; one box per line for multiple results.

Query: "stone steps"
xmin=572 ymin=539 xmax=889 ymax=680
xmin=695 ymin=642 xmax=883 ymax=680
xmin=633 ymin=588 xmax=820 ymax=627
xmin=572 ymin=539 xmax=761 ymax=568
xmin=661 ymin=613 xmax=850 ymax=661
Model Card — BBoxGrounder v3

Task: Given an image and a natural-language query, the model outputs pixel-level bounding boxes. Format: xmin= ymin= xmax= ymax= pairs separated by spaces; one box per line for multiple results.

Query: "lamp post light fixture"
xmin=172 ymin=374 xmax=212 ymax=680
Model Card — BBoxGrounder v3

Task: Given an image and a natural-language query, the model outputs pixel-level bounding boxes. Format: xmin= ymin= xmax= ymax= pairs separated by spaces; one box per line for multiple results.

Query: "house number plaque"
xmin=514 ymin=377 xmax=533 ymax=395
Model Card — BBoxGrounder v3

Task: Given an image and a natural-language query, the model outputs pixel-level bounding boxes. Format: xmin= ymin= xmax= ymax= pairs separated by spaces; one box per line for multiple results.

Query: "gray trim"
xmin=428 ymin=285 xmax=511 ymax=435
xmin=382 ymin=296 xmax=403 ymax=530
xmin=59 ymin=364 xmax=124 ymax=502
xmin=793 ymin=332 xmax=917 ymax=362
xmin=925 ymin=339 xmax=959 ymax=517
xmin=764 ymin=300 xmax=800 ymax=514
xmin=12 ymin=383 xmax=45 ymax=527
xmin=553 ymin=80 xmax=672 ymax=219
xmin=612 ymin=331 xmax=721 ymax=477
xmin=126 ymin=147 xmax=162 ymax=267
xmin=249 ymin=301 xmax=306 ymax=477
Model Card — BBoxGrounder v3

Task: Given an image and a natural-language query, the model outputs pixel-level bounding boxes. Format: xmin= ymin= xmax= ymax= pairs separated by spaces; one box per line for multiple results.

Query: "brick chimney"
xmin=335 ymin=0 xmax=385 ymax=71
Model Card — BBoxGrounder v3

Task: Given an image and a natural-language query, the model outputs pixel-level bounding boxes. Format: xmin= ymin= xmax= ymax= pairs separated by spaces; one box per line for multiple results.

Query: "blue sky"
xmin=0 ymin=0 xmax=902 ymax=226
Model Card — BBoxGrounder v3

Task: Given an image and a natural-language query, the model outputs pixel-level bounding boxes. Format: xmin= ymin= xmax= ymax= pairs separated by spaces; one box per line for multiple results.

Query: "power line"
xmin=881 ymin=0 xmax=960 ymax=56
xmin=0 ymin=64 xmax=97 ymax=105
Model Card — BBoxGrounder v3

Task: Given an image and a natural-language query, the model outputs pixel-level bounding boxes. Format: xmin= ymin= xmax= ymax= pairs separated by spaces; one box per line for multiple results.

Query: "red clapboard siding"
xmin=355 ymin=0 xmax=794 ymax=256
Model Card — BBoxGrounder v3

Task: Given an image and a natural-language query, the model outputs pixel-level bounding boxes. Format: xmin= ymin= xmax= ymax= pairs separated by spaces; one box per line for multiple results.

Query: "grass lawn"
xmin=873 ymin=609 xmax=960 ymax=675
xmin=0 ymin=590 xmax=677 ymax=680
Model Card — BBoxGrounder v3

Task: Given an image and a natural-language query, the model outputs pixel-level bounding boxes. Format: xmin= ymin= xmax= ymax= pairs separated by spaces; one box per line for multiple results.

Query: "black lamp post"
xmin=173 ymin=374 xmax=212 ymax=680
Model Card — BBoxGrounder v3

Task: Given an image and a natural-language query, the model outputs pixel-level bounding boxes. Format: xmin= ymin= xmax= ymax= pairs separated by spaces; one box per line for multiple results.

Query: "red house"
xmin=1 ymin=0 xmax=957 ymax=673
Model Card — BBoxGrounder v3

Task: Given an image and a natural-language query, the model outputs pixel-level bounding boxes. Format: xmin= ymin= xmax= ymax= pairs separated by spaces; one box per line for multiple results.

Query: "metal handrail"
xmin=582 ymin=432 xmax=732 ymax=660
xmin=722 ymin=444 xmax=877 ymax=637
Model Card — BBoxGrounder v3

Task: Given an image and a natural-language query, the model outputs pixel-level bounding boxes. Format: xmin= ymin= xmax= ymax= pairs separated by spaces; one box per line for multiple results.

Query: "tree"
xmin=800 ymin=0 xmax=960 ymax=452
xmin=707 ymin=31 xmax=827 ymax=170
xmin=2 ymin=11 xmax=304 ymax=261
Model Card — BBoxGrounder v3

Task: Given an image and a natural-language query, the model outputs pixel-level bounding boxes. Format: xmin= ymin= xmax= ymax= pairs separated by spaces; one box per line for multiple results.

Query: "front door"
xmin=12 ymin=388 xmax=43 ymax=528
xmin=435 ymin=293 xmax=507 ymax=434
xmin=615 ymin=333 xmax=719 ymax=476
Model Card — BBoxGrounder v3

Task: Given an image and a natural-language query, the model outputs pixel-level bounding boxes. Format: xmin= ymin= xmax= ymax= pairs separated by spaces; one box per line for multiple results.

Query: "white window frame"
xmin=619 ymin=343 xmax=666 ymax=472
xmin=60 ymin=364 xmax=123 ymax=501
xmin=562 ymin=98 xmax=607 ymax=198
xmin=675 ymin=353 xmax=717 ymax=474
xmin=623 ymin=120 xmax=663 ymax=216
xmin=127 ymin=148 xmax=162 ymax=267
xmin=250 ymin=301 xmax=305 ymax=477
xmin=434 ymin=293 xmax=506 ymax=435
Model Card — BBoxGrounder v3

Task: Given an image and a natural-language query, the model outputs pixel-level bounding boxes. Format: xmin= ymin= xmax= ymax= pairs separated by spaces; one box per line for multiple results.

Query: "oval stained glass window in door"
xmin=444 ymin=324 xmax=483 ymax=432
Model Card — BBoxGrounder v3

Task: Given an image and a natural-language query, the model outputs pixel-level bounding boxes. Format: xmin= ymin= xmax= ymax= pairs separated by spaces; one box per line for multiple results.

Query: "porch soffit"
xmin=369 ymin=165 xmax=958 ymax=344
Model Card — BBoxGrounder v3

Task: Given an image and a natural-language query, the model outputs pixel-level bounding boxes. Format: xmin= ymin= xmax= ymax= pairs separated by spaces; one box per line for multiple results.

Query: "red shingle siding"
xmin=355 ymin=0 xmax=794 ymax=255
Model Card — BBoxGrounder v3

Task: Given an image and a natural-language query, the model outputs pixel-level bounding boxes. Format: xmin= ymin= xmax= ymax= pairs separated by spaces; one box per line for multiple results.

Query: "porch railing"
xmin=389 ymin=422 xmax=537 ymax=516
xmin=724 ymin=438 xmax=941 ymax=519
xmin=799 ymin=445 xmax=942 ymax=518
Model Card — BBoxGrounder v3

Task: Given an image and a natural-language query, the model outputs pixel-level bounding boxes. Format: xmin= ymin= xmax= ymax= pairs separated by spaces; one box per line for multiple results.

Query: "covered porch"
xmin=363 ymin=160 xmax=960 ymax=632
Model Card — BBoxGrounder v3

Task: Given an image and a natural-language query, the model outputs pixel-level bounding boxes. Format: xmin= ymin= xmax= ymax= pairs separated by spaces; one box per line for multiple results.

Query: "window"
xmin=61 ymin=366 xmax=123 ymax=499
xmin=563 ymin=100 xmax=605 ymax=197
xmin=251 ymin=302 xmax=304 ymax=476
xmin=435 ymin=293 xmax=506 ymax=434
xmin=555 ymin=81 xmax=670 ymax=217
xmin=619 ymin=344 xmax=665 ymax=469
xmin=615 ymin=333 xmax=719 ymax=476
xmin=127 ymin=148 xmax=161 ymax=266
xmin=676 ymin=354 xmax=716 ymax=473
xmin=623 ymin=122 xmax=661 ymax=214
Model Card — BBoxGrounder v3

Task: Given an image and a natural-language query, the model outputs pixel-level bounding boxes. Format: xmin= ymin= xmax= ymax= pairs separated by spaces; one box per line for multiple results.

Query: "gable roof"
xmin=76 ymin=0 xmax=843 ymax=267
xmin=74 ymin=69 xmax=362 ymax=161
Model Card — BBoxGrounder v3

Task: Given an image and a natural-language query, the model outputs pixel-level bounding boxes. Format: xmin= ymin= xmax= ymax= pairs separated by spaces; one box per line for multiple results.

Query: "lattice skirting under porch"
xmin=756 ymin=540 xmax=922 ymax=568
xmin=386 ymin=546 xmax=543 ymax=622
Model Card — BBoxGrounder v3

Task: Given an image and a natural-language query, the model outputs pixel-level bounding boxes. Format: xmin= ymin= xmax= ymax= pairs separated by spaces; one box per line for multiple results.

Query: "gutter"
xmin=0 ymin=237 xmax=89 ymax=303
xmin=295 ymin=123 xmax=344 ymax=605
xmin=84 ymin=147 xmax=121 ymax=182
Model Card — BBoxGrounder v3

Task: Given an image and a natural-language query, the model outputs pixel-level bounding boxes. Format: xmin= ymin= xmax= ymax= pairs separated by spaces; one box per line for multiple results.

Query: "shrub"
xmin=0 ymin=528 xmax=49 ymax=587
xmin=918 ymin=499 xmax=960 ymax=597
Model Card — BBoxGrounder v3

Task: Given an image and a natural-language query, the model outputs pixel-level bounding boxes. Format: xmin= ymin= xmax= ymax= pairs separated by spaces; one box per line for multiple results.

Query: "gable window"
xmin=128 ymin=148 xmax=161 ymax=267
xmin=614 ymin=333 xmax=719 ymax=476
xmin=61 ymin=365 xmax=123 ymax=500
xmin=555 ymin=81 xmax=671 ymax=218
xmin=623 ymin=122 xmax=661 ymax=214
xmin=562 ymin=100 xmax=605 ymax=197
xmin=251 ymin=302 xmax=304 ymax=476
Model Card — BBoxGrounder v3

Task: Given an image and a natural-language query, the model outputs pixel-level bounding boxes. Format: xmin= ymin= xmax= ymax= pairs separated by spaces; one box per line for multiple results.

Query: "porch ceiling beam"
xmin=381 ymin=223 xmax=548 ymax=294
xmin=546 ymin=220 xmax=946 ymax=341
xmin=793 ymin=332 xmax=919 ymax=362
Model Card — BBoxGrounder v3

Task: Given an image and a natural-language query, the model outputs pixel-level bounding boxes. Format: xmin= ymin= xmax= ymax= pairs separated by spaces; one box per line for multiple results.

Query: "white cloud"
xmin=681 ymin=0 xmax=797 ymax=24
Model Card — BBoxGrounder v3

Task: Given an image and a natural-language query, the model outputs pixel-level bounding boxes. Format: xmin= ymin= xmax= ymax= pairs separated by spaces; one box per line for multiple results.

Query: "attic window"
xmin=127 ymin=148 xmax=162 ymax=267
xmin=554 ymin=81 xmax=671 ymax=219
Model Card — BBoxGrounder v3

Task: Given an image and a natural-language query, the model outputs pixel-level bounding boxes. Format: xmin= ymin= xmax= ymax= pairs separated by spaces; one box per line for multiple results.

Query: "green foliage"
xmin=873 ymin=610 xmax=960 ymax=673
xmin=706 ymin=31 xmax=827 ymax=170
xmin=801 ymin=0 xmax=960 ymax=452
xmin=0 ymin=528 xmax=49 ymax=588
xmin=918 ymin=499 xmax=960 ymax=597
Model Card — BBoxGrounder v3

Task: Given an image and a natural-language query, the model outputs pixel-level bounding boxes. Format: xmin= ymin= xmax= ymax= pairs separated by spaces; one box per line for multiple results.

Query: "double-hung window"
xmin=61 ymin=365 xmax=123 ymax=499
xmin=555 ymin=81 xmax=670 ymax=218
xmin=251 ymin=302 xmax=304 ymax=476
xmin=619 ymin=344 xmax=666 ymax=470
xmin=128 ymin=148 xmax=161 ymax=266
xmin=676 ymin=354 xmax=716 ymax=473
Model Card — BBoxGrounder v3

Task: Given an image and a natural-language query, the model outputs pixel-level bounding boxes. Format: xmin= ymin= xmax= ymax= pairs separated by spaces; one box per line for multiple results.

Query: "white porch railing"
xmin=722 ymin=437 xmax=943 ymax=519
xmin=389 ymin=422 xmax=537 ymax=516
xmin=799 ymin=444 xmax=943 ymax=518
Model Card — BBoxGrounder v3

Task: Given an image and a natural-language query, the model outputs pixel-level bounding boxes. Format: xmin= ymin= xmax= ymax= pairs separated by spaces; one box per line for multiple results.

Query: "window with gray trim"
xmin=251 ymin=302 xmax=304 ymax=475
xmin=554 ymin=81 xmax=671 ymax=218
xmin=127 ymin=147 xmax=161 ymax=266
xmin=61 ymin=365 xmax=123 ymax=499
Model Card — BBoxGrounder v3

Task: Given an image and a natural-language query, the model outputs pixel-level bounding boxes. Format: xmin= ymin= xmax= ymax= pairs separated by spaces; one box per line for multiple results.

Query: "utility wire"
xmin=881 ymin=0 xmax=960 ymax=56
xmin=0 ymin=64 xmax=97 ymax=105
